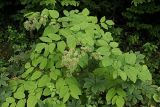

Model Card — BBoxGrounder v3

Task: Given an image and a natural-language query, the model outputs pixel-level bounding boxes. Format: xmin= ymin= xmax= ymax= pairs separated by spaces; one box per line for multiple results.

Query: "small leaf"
xmin=106 ymin=20 xmax=114 ymax=25
xmin=14 ymin=92 xmax=25 ymax=99
xmin=109 ymin=42 xmax=119 ymax=48
xmin=103 ymin=32 xmax=113 ymax=42
xmin=38 ymin=75 xmax=51 ymax=87
xmin=43 ymin=88 xmax=51 ymax=96
xmin=111 ymin=48 xmax=122 ymax=55
xmin=96 ymin=47 xmax=110 ymax=55
xmin=63 ymin=92 xmax=70 ymax=103
xmin=63 ymin=10 xmax=69 ymax=16
xmin=6 ymin=97 xmax=15 ymax=103
xmin=102 ymin=56 xmax=113 ymax=67
xmin=101 ymin=23 xmax=108 ymax=29
xmin=30 ymin=71 xmax=42 ymax=80
xmin=117 ymin=88 xmax=126 ymax=97
xmin=106 ymin=88 xmax=116 ymax=104
xmin=138 ymin=65 xmax=152 ymax=81
xmin=25 ymin=62 xmax=31 ymax=69
xmin=49 ymin=10 xmax=59 ymax=18
xmin=125 ymin=53 xmax=136 ymax=65
xmin=70 ymin=84 xmax=81 ymax=99
xmin=21 ymin=67 xmax=34 ymax=78
xmin=67 ymin=35 xmax=76 ymax=48
xmin=1 ymin=102 xmax=9 ymax=107
xmin=10 ymin=102 xmax=16 ymax=107
xmin=57 ymin=41 xmax=66 ymax=53
xmin=24 ymin=81 xmax=36 ymax=90
xmin=48 ymin=43 xmax=56 ymax=53
xmin=40 ymin=37 xmax=52 ymax=43
xmin=16 ymin=99 xmax=26 ymax=107
xmin=35 ymin=43 xmax=46 ymax=53
xmin=82 ymin=8 xmax=90 ymax=16
xmin=116 ymin=96 xmax=125 ymax=107
xmin=119 ymin=71 xmax=127 ymax=81
xmin=153 ymin=94 xmax=160 ymax=103
xmin=39 ymin=57 xmax=47 ymax=70
xmin=100 ymin=16 xmax=106 ymax=23
xmin=48 ymin=33 xmax=61 ymax=41
xmin=27 ymin=96 xmax=37 ymax=107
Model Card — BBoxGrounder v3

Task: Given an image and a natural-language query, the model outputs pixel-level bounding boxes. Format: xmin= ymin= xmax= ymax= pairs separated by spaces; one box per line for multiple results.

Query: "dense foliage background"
xmin=0 ymin=0 xmax=160 ymax=107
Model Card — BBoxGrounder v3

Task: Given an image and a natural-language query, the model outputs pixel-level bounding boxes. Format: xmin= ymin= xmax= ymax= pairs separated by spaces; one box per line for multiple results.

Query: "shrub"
xmin=1 ymin=8 xmax=159 ymax=107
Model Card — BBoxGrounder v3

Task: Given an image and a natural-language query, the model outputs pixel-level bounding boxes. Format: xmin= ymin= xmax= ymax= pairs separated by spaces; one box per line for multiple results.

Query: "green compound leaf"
xmin=49 ymin=10 xmax=59 ymax=18
xmin=40 ymin=37 xmax=52 ymax=43
xmin=38 ymin=75 xmax=51 ymax=87
xmin=57 ymin=41 xmax=66 ymax=53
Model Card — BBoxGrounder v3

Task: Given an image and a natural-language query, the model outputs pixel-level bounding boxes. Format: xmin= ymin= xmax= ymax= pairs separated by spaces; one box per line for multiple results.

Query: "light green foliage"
xmin=2 ymin=8 xmax=157 ymax=107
